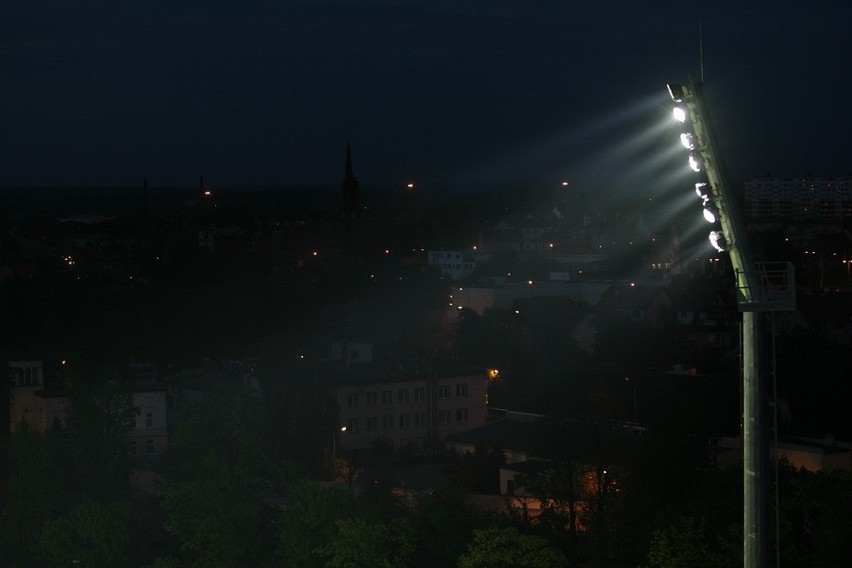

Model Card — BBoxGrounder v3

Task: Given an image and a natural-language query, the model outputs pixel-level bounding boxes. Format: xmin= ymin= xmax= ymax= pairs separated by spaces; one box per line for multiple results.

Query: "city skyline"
xmin=1 ymin=2 xmax=850 ymax=191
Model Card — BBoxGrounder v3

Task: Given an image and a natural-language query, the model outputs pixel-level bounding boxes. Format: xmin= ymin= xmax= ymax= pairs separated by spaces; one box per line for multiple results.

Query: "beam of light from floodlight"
xmin=444 ymin=92 xmax=666 ymax=184
xmin=624 ymin=140 xmax=686 ymax=182
xmin=653 ymin=166 xmax=698 ymax=199
xmin=657 ymin=185 xmax=714 ymax=227
xmin=581 ymin=106 xmax=676 ymax=172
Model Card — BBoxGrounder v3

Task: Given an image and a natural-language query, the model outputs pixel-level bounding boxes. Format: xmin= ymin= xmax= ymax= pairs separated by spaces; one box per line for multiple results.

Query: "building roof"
xmin=446 ymin=417 xmax=543 ymax=455
xmin=325 ymin=359 xmax=483 ymax=387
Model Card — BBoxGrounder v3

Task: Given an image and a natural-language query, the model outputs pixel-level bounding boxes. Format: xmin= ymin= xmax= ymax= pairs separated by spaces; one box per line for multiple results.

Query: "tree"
xmin=66 ymin=378 xmax=138 ymax=501
xmin=163 ymin=387 xmax=271 ymax=484
xmin=161 ymin=479 xmax=272 ymax=568
xmin=37 ymin=498 xmax=133 ymax=568
xmin=457 ymin=527 xmax=569 ymax=568
xmin=411 ymin=477 xmax=479 ymax=567
xmin=775 ymin=461 xmax=852 ymax=566
xmin=643 ymin=516 xmax=737 ymax=568
xmin=0 ymin=426 xmax=74 ymax=567
xmin=276 ymin=482 xmax=350 ymax=567
xmin=315 ymin=517 xmax=415 ymax=568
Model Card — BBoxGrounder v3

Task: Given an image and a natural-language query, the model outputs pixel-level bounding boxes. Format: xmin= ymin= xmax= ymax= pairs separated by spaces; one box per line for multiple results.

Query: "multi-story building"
xmin=334 ymin=368 xmax=488 ymax=454
xmin=743 ymin=176 xmax=852 ymax=222
xmin=127 ymin=387 xmax=169 ymax=461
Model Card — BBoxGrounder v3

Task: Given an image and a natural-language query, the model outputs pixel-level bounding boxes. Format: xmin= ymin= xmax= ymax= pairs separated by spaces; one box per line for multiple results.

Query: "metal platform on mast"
xmin=736 ymin=261 xmax=796 ymax=313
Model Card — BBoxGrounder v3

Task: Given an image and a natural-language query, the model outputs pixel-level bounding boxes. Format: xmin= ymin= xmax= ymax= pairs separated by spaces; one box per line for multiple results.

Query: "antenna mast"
xmin=699 ymin=20 xmax=705 ymax=83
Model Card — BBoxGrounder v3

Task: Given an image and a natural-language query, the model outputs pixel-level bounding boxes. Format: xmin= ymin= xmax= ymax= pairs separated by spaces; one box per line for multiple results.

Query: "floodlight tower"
xmin=666 ymin=81 xmax=795 ymax=568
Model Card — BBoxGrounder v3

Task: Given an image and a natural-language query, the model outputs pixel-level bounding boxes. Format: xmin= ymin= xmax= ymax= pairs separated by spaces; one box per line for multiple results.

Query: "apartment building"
xmin=334 ymin=370 xmax=488 ymax=454
xmin=744 ymin=176 xmax=852 ymax=221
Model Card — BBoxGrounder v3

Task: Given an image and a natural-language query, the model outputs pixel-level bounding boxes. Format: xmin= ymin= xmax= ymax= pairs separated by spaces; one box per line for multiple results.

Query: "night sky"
xmin=2 ymin=1 xmax=850 ymax=192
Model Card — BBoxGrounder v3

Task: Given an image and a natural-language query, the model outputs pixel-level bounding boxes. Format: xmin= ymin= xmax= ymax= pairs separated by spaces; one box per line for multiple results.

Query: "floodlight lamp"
xmin=673 ymin=106 xmax=687 ymax=123
xmin=667 ymin=83 xmax=686 ymax=102
xmin=688 ymin=153 xmax=702 ymax=172
xmin=680 ymin=133 xmax=696 ymax=149
xmin=695 ymin=182 xmax=710 ymax=201
xmin=703 ymin=206 xmax=720 ymax=224
xmin=709 ymin=230 xmax=727 ymax=252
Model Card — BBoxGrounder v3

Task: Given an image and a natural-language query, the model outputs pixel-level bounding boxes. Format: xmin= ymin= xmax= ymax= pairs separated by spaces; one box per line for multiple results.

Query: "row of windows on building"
xmin=128 ymin=439 xmax=156 ymax=456
xmin=130 ymin=410 xmax=157 ymax=428
xmin=9 ymin=366 xmax=41 ymax=386
xmin=346 ymin=383 xmax=468 ymax=408
xmin=346 ymin=407 xmax=469 ymax=433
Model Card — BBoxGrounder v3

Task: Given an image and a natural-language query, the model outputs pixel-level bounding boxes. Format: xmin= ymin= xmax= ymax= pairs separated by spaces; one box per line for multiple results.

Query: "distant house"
xmin=428 ymin=250 xmax=485 ymax=281
xmin=447 ymin=412 xmax=631 ymax=526
xmin=8 ymin=360 xmax=69 ymax=432
xmin=570 ymin=283 xmax=672 ymax=353
xmin=666 ymin=274 xmax=739 ymax=363
xmin=716 ymin=435 xmax=852 ymax=473
xmin=452 ymin=281 xmax=609 ymax=316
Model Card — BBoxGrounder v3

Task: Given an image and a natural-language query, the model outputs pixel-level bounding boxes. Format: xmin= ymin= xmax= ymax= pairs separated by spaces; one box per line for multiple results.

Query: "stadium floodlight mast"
xmin=667 ymin=80 xmax=795 ymax=568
